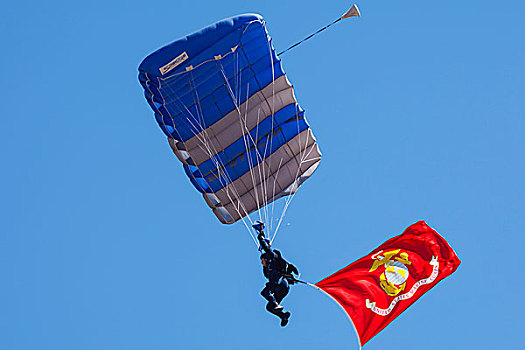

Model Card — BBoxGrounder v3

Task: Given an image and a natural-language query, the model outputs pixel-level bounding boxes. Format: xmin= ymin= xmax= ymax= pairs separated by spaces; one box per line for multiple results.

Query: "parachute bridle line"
xmin=277 ymin=4 xmax=360 ymax=56
xmin=277 ymin=17 xmax=343 ymax=56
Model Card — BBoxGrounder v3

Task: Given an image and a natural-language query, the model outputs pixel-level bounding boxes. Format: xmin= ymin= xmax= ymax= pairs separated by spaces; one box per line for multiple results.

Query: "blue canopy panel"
xmin=139 ymin=14 xmax=321 ymax=224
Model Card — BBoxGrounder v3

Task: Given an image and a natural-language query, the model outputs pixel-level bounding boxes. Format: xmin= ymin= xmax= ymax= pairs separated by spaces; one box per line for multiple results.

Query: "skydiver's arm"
xmin=287 ymin=263 xmax=299 ymax=275
xmin=257 ymin=232 xmax=274 ymax=255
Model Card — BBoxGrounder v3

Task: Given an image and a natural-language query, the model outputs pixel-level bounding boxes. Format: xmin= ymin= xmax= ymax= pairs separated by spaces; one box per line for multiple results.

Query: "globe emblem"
xmin=369 ymin=250 xmax=412 ymax=297
xmin=379 ymin=260 xmax=410 ymax=296
xmin=384 ymin=260 xmax=409 ymax=285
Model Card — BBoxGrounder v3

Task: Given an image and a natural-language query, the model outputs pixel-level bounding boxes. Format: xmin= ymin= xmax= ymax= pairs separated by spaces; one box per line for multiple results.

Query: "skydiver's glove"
xmin=253 ymin=221 xmax=265 ymax=233
xmin=288 ymin=264 xmax=299 ymax=275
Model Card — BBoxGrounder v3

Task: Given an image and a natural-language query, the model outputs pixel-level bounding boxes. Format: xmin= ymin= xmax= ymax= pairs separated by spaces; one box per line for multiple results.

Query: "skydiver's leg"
xmin=265 ymin=301 xmax=285 ymax=317
xmin=274 ymin=278 xmax=290 ymax=304
xmin=260 ymin=283 xmax=276 ymax=304
xmin=274 ymin=278 xmax=291 ymax=326
xmin=261 ymin=283 xmax=284 ymax=318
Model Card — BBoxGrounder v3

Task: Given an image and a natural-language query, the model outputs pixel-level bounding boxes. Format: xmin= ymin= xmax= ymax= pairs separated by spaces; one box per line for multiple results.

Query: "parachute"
xmin=138 ymin=14 xmax=321 ymax=235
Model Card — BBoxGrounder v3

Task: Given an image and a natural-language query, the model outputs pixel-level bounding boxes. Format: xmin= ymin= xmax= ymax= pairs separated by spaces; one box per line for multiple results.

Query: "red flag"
xmin=315 ymin=221 xmax=461 ymax=347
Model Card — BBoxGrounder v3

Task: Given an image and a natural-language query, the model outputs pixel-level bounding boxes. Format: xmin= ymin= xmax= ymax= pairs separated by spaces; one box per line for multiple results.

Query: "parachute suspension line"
xmin=248 ymin=105 xmax=272 ymax=228
xmin=271 ymin=103 xmax=304 ymax=242
xmin=186 ymin=70 xmax=252 ymax=216
xmin=249 ymin=33 xmax=312 ymax=239
xmin=226 ymin=51 xmax=261 ymax=229
xmin=265 ymin=23 xmax=277 ymax=235
xmin=260 ymin=20 xmax=288 ymax=236
xmin=277 ymin=4 xmax=361 ymax=56
xmin=252 ymin=99 xmax=268 ymax=225
xmin=237 ymin=40 xmax=299 ymax=238
xmin=232 ymin=46 xmax=270 ymax=228
xmin=228 ymin=51 xmax=262 ymax=239
xmin=271 ymin=104 xmax=321 ymax=243
xmin=242 ymin=20 xmax=273 ymax=228
xmin=234 ymin=47 xmax=240 ymax=107
xmin=160 ymin=72 xmax=258 ymax=245
xmin=248 ymin=105 xmax=273 ymax=225
xmin=150 ymin=73 xmax=256 ymax=242
xmin=215 ymin=60 xmax=269 ymax=231
xmin=146 ymin=75 xmax=242 ymax=236
xmin=219 ymin=61 xmax=264 ymax=224
xmin=270 ymin=157 xmax=284 ymax=236
xmin=170 ymin=97 xmax=253 ymax=231
xmin=185 ymin=85 xmax=259 ymax=239
xmin=218 ymin=36 xmax=288 ymax=236
xmin=254 ymin=99 xmax=272 ymax=227
xmin=187 ymin=111 xmax=258 ymax=244
xmin=216 ymin=58 xmax=270 ymax=226
xmin=159 ymin=16 xmax=322 ymax=243
xmin=254 ymin=108 xmax=270 ymax=226
xmin=254 ymin=24 xmax=277 ymax=231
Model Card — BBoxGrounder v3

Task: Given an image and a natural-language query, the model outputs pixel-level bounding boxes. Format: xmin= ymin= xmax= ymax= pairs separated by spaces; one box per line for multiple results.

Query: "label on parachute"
xmin=159 ymin=52 xmax=189 ymax=75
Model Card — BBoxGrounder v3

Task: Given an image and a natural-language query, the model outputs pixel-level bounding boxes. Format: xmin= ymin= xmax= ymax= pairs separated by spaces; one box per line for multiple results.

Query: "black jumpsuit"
xmin=257 ymin=233 xmax=290 ymax=320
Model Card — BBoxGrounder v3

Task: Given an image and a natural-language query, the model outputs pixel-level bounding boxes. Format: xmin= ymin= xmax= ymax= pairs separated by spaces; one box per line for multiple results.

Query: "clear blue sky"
xmin=2 ymin=1 xmax=524 ymax=349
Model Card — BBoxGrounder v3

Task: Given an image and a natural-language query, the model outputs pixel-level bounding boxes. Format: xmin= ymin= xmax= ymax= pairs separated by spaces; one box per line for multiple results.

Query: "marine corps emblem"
xmin=369 ymin=249 xmax=412 ymax=296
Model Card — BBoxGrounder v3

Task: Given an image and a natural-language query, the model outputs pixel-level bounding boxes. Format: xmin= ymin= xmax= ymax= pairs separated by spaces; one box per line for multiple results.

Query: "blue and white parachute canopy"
xmin=138 ymin=14 xmax=321 ymax=227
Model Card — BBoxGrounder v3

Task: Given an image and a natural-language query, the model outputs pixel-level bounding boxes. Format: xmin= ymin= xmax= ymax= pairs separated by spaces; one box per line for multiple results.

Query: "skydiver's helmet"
xmin=253 ymin=221 xmax=265 ymax=233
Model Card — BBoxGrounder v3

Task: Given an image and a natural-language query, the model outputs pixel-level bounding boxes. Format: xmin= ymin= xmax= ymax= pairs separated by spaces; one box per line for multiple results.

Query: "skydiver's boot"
xmin=280 ymin=311 xmax=291 ymax=327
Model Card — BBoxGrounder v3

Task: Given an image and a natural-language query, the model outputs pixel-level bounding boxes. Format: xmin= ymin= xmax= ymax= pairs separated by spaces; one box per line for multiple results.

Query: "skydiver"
xmin=253 ymin=221 xmax=299 ymax=327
